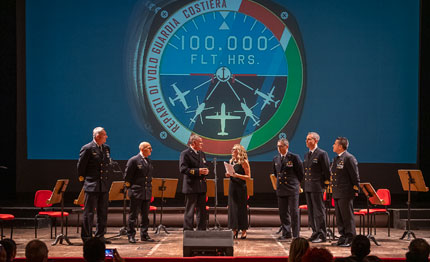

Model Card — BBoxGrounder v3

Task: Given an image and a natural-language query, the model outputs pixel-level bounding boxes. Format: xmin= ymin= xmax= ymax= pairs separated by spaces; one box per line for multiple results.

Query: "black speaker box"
xmin=183 ymin=230 xmax=234 ymax=257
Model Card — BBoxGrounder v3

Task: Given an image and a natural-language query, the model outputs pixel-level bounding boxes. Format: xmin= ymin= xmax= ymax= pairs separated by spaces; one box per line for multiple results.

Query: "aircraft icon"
xmin=254 ymin=86 xmax=280 ymax=110
xmin=235 ymin=98 xmax=260 ymax=127
xmin=205 ymin=103 xmax=241 ymax=136
xmin=168 ymin=83 xmax=190 ymax=109
xmin=187 ymin=96 xmax=214 ymax=127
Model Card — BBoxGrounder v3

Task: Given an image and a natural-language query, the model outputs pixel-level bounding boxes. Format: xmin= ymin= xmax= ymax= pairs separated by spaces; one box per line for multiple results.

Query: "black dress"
xmin=228 ymin=162 xmax=249 ymax=230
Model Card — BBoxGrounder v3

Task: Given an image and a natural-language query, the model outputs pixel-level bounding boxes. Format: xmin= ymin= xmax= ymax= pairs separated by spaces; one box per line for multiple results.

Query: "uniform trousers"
xmin=82 ymin=191 xmax=109 ymax=240
xmin=334 ymin=197 xmax=356 ymax=241
xmin=127 ymin=198 xmax=150 ymax=237
xmin=184 ymin=193 xmax=207 ymax=231
xmin=278 ymin=194 xmax=300 ymax=237
xmin=305 ymin=191 xmax=327 ymax=238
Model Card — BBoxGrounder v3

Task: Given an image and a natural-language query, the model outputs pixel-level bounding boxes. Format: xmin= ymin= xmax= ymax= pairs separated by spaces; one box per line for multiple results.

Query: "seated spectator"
xmin=289 ymin=237 xmax=310 ymax=262
xmin=302 ymin=247 xmax=333 ymax=262
xmin=0 ymin=239 xmax=16 ymax=262
xmin=406 ymin=238 xmax=430 ymax=262
xmin=25 ymin=239 xmax=48 ymax=262
xmin=83 ymin=237 xmax=124 ymax=262
xmin=351 ymin=235 xmax=371 ymax=262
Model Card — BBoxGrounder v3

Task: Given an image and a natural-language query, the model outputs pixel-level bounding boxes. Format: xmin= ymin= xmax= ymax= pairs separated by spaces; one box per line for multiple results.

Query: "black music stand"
xmin=73 ymin=187 xmax=85 ymax=234
xmin=324 ymin=185 xmax=338 ymax=242
xmin=49 ymin=179 xmax=72 ymax=246
xmin=398 ymin=170 xmax=429 ymax=240
xmin=269 ymin=174 xmax=283 ymax=234
xmin=107 ymin=181 xmax=129 ymax=239
xmin=359 ymin=182 xmax=382 ymax=246
xmin=152 ymin=178 xmax=178 ymax=234
xmin=206 ymin=179 xmax=221 ymax=230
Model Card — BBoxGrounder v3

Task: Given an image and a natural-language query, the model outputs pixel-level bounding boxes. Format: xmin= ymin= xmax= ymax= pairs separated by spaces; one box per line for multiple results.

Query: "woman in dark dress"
xmin=226 ymin=144 xmax=251 ymax=239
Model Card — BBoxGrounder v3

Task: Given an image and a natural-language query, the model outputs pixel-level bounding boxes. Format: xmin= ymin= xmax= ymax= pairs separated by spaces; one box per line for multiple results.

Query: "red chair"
xmin=34 ymin=190 xmax=69 ymax=239
xmin=359 ymin=188 xmax=391 ymax=236
xmin=150 ymin=196 xmax=157 ymax=230
xmin=0 ymin=214 xmax=14 ymax=240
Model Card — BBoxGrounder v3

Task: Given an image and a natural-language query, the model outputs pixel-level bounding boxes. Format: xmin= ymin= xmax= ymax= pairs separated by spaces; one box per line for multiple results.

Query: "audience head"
xmin=289 ymin=237 xmax=310 ymax=262
xmin=0 ymin=244 xmax=6 ymax=262
xmin=363 ymin=255 xmax=381 ymax=262
xmin=0 ymin=239 xmax=16 ymax=262
xmin=83 ymin=237 xmax=106 ymax=262
xmin=406 ymin=238 xmax=430 ymax=262
xmin=351 ymin=235 xmax=371 ymax=260
xmin=302 ymin=247 xmax=333 ymax=262
xmin=25 ymin=239 xmax=48 ymax=262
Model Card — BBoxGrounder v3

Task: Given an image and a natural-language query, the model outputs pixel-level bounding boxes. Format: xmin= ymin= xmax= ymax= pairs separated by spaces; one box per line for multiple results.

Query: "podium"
xmin=398 ymin=170 xmax=429 ymax=240
xmin=48 ymin=179 xmax=72 ymax=246
xmin=107 ymin=181 xmax=130 ymax=239
xmin=359 ymin=183 xmax=382 ymax=246
xmin=152 ymin=178 xmax=178 ymax=234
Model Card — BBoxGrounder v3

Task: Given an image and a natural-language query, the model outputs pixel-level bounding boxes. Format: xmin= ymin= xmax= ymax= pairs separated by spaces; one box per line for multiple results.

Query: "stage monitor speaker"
xmin=183 ymin=230 xmax=234 ymax=257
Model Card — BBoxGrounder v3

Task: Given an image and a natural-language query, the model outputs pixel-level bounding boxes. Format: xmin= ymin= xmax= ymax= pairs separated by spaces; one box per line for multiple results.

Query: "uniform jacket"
xmin=273 ymin=151 xmax=304 ymax=196
xmin=180 ymin=147 xmax=208 ymax=194
xmin=77 ymin=141 xmax=112 ymax=193
xmin=330 ymin=151 xmax=360 ymax=199
xmin=303 ymin=147 xmax=330 ymax=192
xmin=124 ymin=154 xmax=153 ymax=200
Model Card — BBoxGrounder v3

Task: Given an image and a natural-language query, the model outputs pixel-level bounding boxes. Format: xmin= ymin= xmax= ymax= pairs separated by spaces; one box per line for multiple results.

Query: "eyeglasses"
xmin=144 ymin=147 xmax=152 ymax=150
xmin=277 ymin=145 xmax=286 ymax=148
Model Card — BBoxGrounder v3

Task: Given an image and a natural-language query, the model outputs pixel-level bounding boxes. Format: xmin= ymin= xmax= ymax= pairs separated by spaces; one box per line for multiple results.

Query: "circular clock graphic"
xmin=127 ymin=0 xmax=306 ymax=156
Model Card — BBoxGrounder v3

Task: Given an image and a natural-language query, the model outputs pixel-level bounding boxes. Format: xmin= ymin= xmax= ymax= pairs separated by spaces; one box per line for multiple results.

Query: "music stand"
xmin=48 ymin=179 xmax=72 ymax=246
xmin=269 ymin=174 xmax=284 ymax=234
xmin=107 ymin=181 xmax=130 ymax=239
xmin=360 ymin=183 xmax=382 ymax=246
xmin=73 ymin=187 xmax=85 ymax=234
xmin=206 ymin=179 xmax=221 ymax=229
xmin=398 ymin=170 xmax=429 ymax=240
xmin=152 ymin=178 xmax=178 ymax=234
xmin=324 ymin=185 xmax=338 ymax=242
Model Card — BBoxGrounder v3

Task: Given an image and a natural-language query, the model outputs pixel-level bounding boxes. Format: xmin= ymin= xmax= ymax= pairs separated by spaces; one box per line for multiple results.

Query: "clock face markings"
xmin=138 ymin=0 xmax=305 ymax=155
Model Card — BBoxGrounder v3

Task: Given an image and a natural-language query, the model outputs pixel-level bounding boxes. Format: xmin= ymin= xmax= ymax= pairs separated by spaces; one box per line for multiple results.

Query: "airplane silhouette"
xmin=254 ymin=86 xmax=280 ymax=110
xmin=205 ymin=103 xmax=240 ymax=136
xmin=235 ymin=98 xmax=260 ymax=126
xmin=168 ymin=83 xmax=190 ymax=109
xmin=187 ymin=96 xmax=214 ymax=127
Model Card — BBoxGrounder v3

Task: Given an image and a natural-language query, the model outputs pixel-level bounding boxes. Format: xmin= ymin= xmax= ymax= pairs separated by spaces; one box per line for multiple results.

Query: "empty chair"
xmin=34 ymin=190 xmax=69 ymax=239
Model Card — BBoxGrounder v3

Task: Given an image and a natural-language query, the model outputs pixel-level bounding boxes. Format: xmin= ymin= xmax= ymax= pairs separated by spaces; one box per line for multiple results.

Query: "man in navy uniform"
xmin=179 ymin=134 xmax=209 ymax=231
xmin=77 ymin=127 xmax=112 ymax=243
xmin=273 ymin=138 xmax=304 ymax=240
xmin=303 ymin=132 xmax=330 ymax=243
xmin=331 ymin=137 xmax=360 ymax=247
xmin=124 ymin=142 xmax=154 ymax=243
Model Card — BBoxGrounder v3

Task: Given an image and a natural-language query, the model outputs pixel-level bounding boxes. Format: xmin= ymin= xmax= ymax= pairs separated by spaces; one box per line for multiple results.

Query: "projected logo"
xmin=131 ymin=0 xmax=306 ymax=155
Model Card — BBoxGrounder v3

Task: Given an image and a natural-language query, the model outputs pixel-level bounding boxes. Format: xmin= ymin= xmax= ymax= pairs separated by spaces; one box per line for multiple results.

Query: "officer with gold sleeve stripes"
xmin=331 ymin=136 xmax=360 ymax=247
xmin=77 ymin=127 xmax=112 ymax=243
xmin=273 ymin=138 xmax=304 ymax=240
xmin=179 ymin=134 xmax=209 ymax=231
xmin=124 ymin=142 xmax=154 ymax=243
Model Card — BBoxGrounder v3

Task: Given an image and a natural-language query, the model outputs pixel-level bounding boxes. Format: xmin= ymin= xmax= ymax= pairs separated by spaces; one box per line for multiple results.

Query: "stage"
xmin=9 ymin=226 xmax=430 ymax=259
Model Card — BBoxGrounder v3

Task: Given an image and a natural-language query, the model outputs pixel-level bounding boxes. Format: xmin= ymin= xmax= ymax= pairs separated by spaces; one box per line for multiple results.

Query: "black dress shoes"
xmin=141 ymin=235 xmax=155 ymax=242
xmin=277 ymin=235 xmax=292 ymax=241
xmin=99 ymin=238 xmax=111 ymax=244
xmin=339 ymin=238 xmax=352 ymax=247
xmin=311 ymin=237 xmax=327 ymax=243
xmin=128 ymin=236 xmax=136 ymax=244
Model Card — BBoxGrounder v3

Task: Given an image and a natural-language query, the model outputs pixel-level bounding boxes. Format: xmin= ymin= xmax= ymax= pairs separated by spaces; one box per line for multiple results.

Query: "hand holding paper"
xmin=224 ymin=162 xmax=235 ymax=177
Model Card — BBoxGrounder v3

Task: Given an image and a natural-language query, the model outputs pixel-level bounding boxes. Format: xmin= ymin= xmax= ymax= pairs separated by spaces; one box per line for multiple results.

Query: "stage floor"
xmin=10 ymin=227 xmax=430 ymax=259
